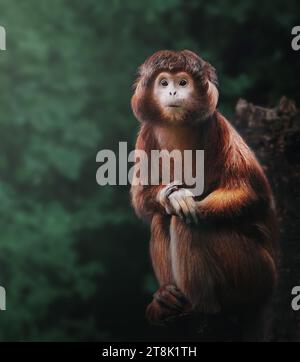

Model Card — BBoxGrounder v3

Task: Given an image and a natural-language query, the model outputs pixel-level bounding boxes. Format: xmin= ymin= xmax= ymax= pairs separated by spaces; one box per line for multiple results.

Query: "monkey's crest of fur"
xmin=134 ymin=49 xmax=218 ymax=89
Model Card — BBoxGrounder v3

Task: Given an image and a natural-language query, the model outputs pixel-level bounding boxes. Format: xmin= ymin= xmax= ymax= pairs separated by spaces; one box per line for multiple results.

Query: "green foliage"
xmin=0 ymin=0 xmax=298 ymax=341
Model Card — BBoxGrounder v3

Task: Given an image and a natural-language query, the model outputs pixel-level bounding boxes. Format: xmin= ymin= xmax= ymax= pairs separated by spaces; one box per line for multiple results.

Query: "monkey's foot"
xmin=146 ymin=285 xmax=192 ymax=326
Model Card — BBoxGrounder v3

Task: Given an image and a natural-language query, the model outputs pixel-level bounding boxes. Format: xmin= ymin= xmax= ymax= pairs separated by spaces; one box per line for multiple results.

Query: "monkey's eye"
xmin=160 ymin=79 xmax=168 ymax=87
xmin=179 ymin=79 xmax=188 ymax=87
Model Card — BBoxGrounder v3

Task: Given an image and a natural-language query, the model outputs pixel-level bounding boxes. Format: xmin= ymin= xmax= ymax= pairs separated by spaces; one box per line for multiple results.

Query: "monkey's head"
xmin=131 ymin=50 xmax=219 ymax=126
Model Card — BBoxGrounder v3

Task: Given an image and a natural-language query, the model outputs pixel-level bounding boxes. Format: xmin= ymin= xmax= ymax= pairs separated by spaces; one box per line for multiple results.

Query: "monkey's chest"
xmin=154 ymin=125 xmax=200 ymax=180
xmin=155 ymin=125 xmax=199 ymax=151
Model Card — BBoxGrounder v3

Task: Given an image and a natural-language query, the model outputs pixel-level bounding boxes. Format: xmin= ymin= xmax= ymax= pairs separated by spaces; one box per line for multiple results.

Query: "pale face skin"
xmin=153 ymin=71 xmax=195 ymax=122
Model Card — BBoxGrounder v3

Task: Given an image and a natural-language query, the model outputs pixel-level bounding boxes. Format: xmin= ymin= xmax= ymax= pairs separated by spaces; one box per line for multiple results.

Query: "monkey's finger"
xmin=153 ymin=289 xmax=184 ymax=312
xmin=165 ymin=205 xmax=172 ymax=215
xmin=158 ymin=183 xmax=179 ymax=206
xmin=169 ymin=196 xmax=184 ymax=219
xmin=177 ymin=190 xmax=198 ymax=224
xmin=178 ymin=195 xmax=196 ymax=225
xmin=146 ymin=300 xmax=166 ymax=326
xmin=165 ymin=285 xmax=190 ymax=304
xmin=165 ymin=182 xmax=181 ymax=198
xmin=185 ymin=197 xmax=198 ymax=225
xmin=168 ymin=180 xmax=183 ymax=188
xmin=154 ymin=294 xmax=182 ymax=312
xmin=157 ymin=188 xmax=168 ymax=206
xmin=172 ymin=194 xmax=191 ymax=224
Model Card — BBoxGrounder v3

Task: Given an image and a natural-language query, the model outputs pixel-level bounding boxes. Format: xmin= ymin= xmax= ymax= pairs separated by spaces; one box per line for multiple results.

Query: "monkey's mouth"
xmin=167 ymin=105 xmax=181 ymax=108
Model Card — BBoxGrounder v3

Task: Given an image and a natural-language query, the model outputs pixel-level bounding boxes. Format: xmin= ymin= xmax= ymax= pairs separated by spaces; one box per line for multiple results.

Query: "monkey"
xmin=130 ymin=50 xmax=278 ymax=341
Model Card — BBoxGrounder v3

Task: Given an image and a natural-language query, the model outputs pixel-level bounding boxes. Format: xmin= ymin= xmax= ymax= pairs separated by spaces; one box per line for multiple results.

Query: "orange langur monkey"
xmin=130 ymin=50 xmax=278 ymax=341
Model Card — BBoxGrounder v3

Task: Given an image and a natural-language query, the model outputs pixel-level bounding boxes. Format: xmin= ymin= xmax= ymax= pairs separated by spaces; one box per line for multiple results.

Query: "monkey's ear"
xmin=132 ymin=62 xmax=153 ymax=93
xmin=204 ymin=61 xmax=218 ymax=88
xmin=132 ymin=64 xmax=144 ymax=92
xmin=132 ymin=76 xmax=140 ymax=92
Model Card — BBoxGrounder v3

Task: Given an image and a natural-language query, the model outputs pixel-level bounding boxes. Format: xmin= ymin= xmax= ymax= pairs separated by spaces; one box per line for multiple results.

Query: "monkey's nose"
xmin=169 ymin=91 xmax=177 ymax=96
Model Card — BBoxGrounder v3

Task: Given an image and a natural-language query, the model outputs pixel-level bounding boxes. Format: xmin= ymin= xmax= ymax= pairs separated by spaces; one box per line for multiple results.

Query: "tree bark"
xmin=234 ymin=97 xmax=300 ymax=342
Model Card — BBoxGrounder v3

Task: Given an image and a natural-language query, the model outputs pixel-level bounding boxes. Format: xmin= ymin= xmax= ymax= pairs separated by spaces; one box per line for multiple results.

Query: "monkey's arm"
xmin=130 ymin=124 xmax=168 ymax=222
xmin=196 ymin=184 xmax=259 ymax=220
xmin=196 ymin=170 xmax=272 ymax=221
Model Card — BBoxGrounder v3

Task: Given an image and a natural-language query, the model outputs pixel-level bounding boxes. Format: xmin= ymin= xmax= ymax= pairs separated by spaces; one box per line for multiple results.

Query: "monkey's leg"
xmin=146 ymin=213 xmax=192 ymax=325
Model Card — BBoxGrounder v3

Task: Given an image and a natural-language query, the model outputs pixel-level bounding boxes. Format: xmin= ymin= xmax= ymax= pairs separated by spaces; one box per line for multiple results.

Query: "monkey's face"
xmin=153 ymin=72 xmax=196 ymax=124
xmin=131 ymin=50 xmax=219 ymax=125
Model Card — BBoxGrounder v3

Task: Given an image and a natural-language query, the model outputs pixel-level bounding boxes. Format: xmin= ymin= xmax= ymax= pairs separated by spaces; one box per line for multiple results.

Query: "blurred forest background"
xmin=0 ymin=0 xmax=299 ymax=341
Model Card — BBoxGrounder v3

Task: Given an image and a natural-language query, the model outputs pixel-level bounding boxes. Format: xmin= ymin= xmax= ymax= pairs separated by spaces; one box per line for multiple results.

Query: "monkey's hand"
xmin=158 ymin=183 xmax=198 ymax=224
